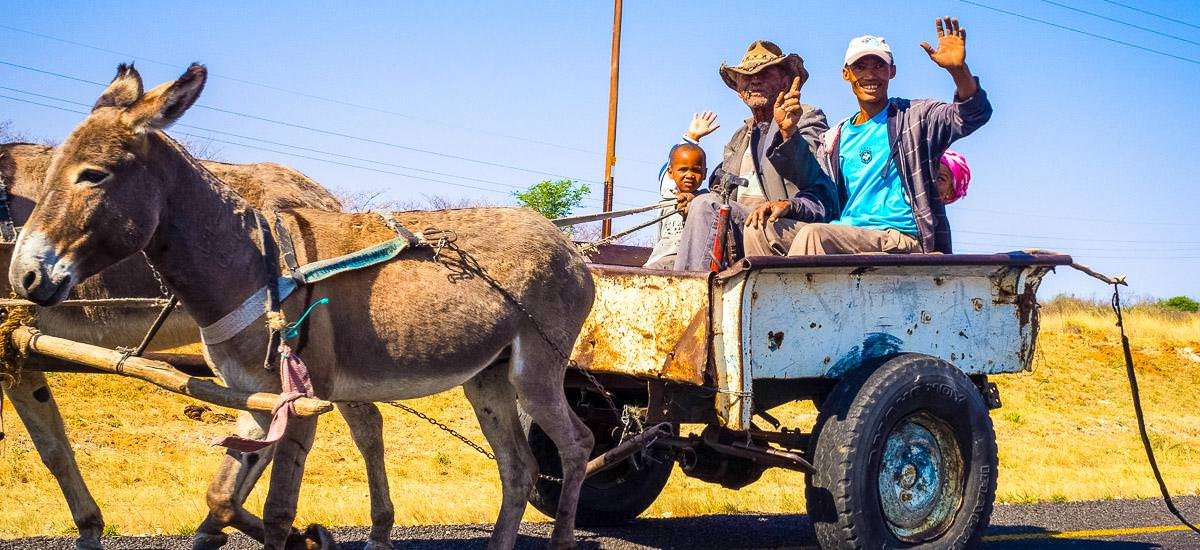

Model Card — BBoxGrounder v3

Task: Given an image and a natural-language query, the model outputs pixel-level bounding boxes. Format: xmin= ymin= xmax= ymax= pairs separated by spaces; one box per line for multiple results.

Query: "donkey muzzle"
xmin=9 ymin=231 xmax=74 ymax=306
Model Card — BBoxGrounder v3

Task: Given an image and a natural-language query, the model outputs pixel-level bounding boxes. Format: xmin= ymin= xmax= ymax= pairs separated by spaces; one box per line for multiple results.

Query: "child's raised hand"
xmin=684 ymin=111 xmax=720 ymax=141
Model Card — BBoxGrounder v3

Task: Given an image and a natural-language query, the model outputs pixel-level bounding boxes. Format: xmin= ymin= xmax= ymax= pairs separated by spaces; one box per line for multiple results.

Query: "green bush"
xmin=513 ymin=179 xmax=590 ymax=220
xmin=1161 ymin=296 xmax=1199 ymax=313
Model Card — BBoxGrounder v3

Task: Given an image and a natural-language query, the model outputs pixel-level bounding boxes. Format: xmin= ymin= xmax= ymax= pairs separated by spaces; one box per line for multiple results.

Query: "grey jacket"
xmin=818 ymin=79 xmax=993 ymax=253
xmin=715 ymin=105 xmax=838 ymax=222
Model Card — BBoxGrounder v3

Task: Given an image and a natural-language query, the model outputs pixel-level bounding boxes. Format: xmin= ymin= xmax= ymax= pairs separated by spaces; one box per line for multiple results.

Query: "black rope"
xmin=1111 ymin=284 xmax=1200 ymax=535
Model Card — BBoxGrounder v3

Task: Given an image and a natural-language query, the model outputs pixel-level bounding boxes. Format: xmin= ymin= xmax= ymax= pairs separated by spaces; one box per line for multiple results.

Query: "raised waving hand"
xmin=684 ymin=111 xmax=721 ymax=141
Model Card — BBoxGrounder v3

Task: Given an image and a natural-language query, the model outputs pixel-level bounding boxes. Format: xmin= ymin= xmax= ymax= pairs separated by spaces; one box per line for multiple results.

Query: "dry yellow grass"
xmin=1 ymin=300 xmax=1198 ymax=537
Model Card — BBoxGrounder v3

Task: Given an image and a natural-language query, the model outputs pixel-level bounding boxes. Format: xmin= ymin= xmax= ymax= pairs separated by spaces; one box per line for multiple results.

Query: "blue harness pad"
xmin=291 ymin=235 xmax=417 ymax=285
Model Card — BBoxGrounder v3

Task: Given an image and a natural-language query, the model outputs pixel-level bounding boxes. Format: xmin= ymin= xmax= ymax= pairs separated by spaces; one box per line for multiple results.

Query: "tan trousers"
xmin=743 ymin=221 xmax=920 ymax=256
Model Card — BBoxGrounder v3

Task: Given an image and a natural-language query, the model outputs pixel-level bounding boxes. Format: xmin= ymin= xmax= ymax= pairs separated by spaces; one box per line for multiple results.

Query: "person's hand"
xmin=745 ymin=200 xmax=791 ymax=229
xmin=674 ymin=191 xmax=697 ymax=216
xmin=684 ymin=111 xmax=720 ymax=141
xmin=773 ymin=77 xmax=803 ymax=142
xmin=920 ymin=16 xmax=967 ymax=71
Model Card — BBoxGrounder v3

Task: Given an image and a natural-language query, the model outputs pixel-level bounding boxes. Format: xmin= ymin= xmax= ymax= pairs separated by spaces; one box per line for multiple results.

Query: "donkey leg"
xmin=193 ymin=410 xmax=276 ymax=549
xmin=336 ymin=402 xmax=394 ymax=550
xmin=463 ymin=363 xmax=538 ymax=550
xmin=6 ymin=372 xmax=104 ymax=550
xmin=261 ymin=415 xmax=319 ymax=550
xmin=511 ymin=332 xmax=594 ymax=550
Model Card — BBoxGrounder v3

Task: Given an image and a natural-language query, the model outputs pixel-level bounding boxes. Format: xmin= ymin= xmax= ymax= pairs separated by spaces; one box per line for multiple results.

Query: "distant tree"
xmin=175 ymin=134 xmax=223 ymax=161
xmin=1161 ymin=296 xmax=1199 ymax=313
xmin=0 ymin=119 xmax=54 ymax=145
xmin=332 ymin=188 xmax=494 ymax=213
xmin=513 ymin=179 xmax=590 ymax=220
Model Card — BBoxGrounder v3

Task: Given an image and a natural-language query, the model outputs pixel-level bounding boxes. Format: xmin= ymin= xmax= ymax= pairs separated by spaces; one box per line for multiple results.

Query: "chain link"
xmin=436 ymin=239 xmax=622 ymax=421
xmin=382 ymin=401 xmax=494 ymax=460
xmin=142 ymin=251 xmax=171 ymax=298
xmin=382 ymin=401 xmax=563 ymax=483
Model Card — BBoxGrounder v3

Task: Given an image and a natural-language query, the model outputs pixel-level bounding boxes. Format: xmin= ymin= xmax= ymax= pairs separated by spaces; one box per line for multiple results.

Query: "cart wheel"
xmin=806 ymin=353 xmax=997 ymax=549
xmin=525 ymin=420 xmax=675 ymax=526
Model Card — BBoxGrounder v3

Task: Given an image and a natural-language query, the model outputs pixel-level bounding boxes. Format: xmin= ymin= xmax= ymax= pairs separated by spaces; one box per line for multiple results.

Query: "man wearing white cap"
xmin=672 ymin=40 xmax=838 ymax=271
xmin=746 ymin=17 xmax=992 ymax=256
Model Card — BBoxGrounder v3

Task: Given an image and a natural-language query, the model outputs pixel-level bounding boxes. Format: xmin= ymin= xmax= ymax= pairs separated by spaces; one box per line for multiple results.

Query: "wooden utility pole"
xmin=601 ymin=0 xmax=622 ymax=238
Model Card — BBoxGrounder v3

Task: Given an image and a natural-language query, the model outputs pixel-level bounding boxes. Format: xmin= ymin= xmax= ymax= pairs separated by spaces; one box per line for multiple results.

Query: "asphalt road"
xmin=3 ymin=496 xmax=1198 ymax=549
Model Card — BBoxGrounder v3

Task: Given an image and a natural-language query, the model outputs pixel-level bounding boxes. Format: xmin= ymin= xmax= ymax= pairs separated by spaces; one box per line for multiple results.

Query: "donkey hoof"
xmin=191 ymin=531 xmax=229 ymax=550
xmin=74 ymin=535 xmax=103 ymax=550
xmin=364 ymin=539 xmax=393 ymax=550
xmin=286 ymin=524 xmax=335 ymax=550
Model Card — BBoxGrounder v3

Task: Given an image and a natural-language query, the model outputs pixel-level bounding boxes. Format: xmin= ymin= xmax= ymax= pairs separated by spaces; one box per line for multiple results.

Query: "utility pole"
xmin=601 ymin=0 xmax=622 ymax=238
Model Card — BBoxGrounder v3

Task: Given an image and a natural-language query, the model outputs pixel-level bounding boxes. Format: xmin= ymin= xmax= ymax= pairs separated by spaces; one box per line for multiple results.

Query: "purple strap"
xmin=212 ymin=343 xmax=313 ymax=452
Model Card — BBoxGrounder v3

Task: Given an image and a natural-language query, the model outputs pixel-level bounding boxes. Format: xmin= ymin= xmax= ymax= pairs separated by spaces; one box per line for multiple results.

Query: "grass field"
xmin=1 ymin=297 xmax=1198 ymax=537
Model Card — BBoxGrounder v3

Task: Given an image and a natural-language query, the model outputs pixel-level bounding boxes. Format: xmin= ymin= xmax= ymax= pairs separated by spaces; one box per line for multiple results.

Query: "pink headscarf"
xmin=939 ymin=150 xmax=971 ymax=204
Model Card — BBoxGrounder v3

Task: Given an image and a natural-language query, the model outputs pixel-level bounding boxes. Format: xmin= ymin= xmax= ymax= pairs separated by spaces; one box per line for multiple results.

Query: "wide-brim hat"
xmin=719 ymin=40 xmax=809 ymax=91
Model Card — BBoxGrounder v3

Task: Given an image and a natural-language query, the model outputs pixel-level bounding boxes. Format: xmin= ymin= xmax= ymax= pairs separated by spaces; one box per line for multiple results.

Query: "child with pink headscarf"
xmin=937 ymin=150 xmax=971 ymax=204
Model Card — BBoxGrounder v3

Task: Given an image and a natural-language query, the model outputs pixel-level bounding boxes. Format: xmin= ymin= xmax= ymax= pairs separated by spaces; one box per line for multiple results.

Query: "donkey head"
xmin=9 ymin=63 xmax=207 ymax=305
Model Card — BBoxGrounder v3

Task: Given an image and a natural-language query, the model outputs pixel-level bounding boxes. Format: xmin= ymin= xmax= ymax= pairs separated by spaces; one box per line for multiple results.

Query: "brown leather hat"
xmin=719 ymin=40 xmax=809 ymax=90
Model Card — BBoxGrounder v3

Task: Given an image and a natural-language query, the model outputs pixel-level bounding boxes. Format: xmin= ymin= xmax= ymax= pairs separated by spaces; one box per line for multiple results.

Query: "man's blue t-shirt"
xmin=831 ymin=108 xmax=918 ymax=236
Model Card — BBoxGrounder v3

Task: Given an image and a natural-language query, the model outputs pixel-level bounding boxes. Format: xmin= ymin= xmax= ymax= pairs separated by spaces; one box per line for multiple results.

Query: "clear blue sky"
xmin=2 ymin=1 xmax=1197 ymax=300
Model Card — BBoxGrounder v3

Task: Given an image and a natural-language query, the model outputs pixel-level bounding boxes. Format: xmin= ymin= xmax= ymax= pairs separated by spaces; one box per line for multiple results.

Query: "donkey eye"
xmin=76 ymin=169 xmax=110 ymax=185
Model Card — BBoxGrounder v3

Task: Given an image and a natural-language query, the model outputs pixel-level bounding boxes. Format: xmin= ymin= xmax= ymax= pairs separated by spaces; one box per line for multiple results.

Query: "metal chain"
xmin=382 ymin=401 xmax=563 ymax=483
xmin=383 ymin=401 xmax=494 ymax=460
xmin=438 ymin=239 xmax=623 ymax=421
xmin=142 ymin=251 xmax=171 ymax=298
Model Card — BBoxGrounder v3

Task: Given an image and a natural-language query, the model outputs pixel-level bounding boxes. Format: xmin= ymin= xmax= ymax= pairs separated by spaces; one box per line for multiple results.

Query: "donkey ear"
xmin=126 ymin=63 xmax=207 ymax=133
xmin=92 ymin=63 xmax=144 ymax=111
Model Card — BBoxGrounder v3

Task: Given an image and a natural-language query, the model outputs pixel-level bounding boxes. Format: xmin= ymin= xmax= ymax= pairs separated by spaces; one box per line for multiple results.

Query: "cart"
xmin=527 ymin=246 xmax=1069 ymax=549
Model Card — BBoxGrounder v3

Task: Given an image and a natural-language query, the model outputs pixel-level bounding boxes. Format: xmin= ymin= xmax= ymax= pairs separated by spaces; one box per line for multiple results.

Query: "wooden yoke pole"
xmin=11 ymin=326 xmax=333 ymax=417
xmin=601 ymin=0 xmax=623 ymax=238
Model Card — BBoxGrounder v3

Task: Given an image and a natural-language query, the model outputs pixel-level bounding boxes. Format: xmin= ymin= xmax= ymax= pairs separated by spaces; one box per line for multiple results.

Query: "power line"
xmin=0 ymin=22 xmax=663 ymax=165
xmin=956 ymin=241 xmax=1200 ymax=253
xmin=0 ymin=57 xmax=662 ymax=196
xmin=0 ymin=85 xmax=647 ymax=209
xmin=955 ymin=229 xmax=1200 ymax=243
xmin=1099 ymin=0 xmax=1200 ymax=32
xmin=0 ymin=85 xmax=592 ymax=199
xmin=959 ymin=0 xmax=1200 ymax=66
xmin=954 ymin=206 xmax=1200 ymax=227
xmin=0 ymin=91 xmax=643 ymax=208
xmin=1041 ymin=0 xmax=1200 ymax=47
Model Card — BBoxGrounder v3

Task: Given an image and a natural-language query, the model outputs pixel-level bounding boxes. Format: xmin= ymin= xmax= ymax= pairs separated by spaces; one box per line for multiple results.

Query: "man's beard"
xmin=742 ymin=93 xmax=771 ymax=109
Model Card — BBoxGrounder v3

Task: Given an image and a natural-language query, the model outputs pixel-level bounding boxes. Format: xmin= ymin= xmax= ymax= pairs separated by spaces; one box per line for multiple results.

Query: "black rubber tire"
xmin=526 ymin=422 xmax=674 ymax=527
xmin=805 ymin=353 xmax=997 ymax=549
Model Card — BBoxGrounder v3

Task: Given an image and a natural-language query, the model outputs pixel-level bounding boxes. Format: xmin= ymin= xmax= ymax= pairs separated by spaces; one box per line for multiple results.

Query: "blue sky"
xmin=2 ymin=1 xmax=1197 ymax=300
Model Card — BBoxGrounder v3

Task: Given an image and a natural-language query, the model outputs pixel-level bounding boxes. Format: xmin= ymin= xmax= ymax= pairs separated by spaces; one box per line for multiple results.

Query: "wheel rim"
xmin=876 ymin=412 xmax=964 ymax=542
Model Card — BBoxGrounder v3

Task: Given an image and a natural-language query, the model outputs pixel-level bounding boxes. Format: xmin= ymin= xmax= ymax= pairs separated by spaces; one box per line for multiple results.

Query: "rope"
xmin=1109 ymin=284 xmax=1200 ymax=535
xmin=552 ymin=200 xmax=675 ymax=227
xmin=578 ymin=208 xmax=682 ymax=256
xmin=1049 ymin=256 xmax=1198 ymax=534
xmin=0 ymin=298 xmax=35 ymax=389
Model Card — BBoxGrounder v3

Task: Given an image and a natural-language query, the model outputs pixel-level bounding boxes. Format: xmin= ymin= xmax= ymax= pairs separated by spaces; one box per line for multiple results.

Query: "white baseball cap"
xmin=844 ymin=35 xmax=893 ymax=66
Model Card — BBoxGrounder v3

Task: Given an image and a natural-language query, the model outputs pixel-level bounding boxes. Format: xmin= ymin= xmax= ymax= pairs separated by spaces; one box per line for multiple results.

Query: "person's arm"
xmin=747 ymin=108 xmax=837 ymax=225
xmin=919 ymin=17 xmax=992 ymax=146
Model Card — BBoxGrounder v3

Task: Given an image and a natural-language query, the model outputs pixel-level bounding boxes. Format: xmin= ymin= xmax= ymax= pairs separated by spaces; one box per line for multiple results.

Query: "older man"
xmin=673 ymin=41 xmax=838 ymax=271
